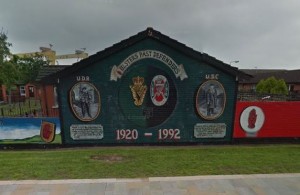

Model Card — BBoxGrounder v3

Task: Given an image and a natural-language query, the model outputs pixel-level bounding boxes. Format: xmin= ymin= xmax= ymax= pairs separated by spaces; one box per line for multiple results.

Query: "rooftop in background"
xmin=240 ymin=69 xmax=300 ymax=84
xmin=36 ymin=65 xmax=71 ymax=84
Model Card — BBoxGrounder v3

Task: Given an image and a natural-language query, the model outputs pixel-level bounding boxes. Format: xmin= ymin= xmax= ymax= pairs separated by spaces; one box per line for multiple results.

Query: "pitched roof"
xmin=46 ymin=27 xmax=250 ymax=80
xmin=240 ymin=69 xmax=300 ymax=84
xmin=241 ymin=69 xmax=286 ymax=75
xmin=36 ymin=65 xmax=70 ymax=83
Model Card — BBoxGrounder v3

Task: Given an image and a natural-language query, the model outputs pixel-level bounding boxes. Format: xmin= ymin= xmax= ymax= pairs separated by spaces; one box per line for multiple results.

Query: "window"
xmin=20 ymin=86 xmax=26 ymax=96
xmin=53 ymin=86 xmax=59 ymax=108
xmin=289 ymin=84 xmax=294 ymax=92
xmin=251 ymin=84 xmax=256 ymax=92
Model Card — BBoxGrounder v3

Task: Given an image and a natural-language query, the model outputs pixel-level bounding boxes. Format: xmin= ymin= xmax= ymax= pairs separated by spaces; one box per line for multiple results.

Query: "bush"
xmin=256 ymin=77 xmax=288 ymax=95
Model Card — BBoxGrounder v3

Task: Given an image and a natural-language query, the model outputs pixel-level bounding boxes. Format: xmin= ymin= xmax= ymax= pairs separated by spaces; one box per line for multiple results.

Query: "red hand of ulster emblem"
xmin=248 ymin=108 xmax=257 ymax=129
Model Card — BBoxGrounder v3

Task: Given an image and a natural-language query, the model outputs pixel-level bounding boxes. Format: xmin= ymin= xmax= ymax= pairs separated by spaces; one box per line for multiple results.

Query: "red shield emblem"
xmin=150 ymin=75 xmax=169 ymax=106
xmin=40 ymin=121 xmax=56 ymax=143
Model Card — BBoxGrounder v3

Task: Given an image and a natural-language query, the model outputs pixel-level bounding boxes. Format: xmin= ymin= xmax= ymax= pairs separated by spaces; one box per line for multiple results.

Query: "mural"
xmin=150 ymin=75 xmax=169 ymax=106
xmin=40 ymin=121 xmax=56 ymax=143
xmin=58 ymin=36 xmax=238 ymax=145
xmin=69 ymin=82 xmax=101 ymax=121
xmin=118 ymin=66 xmax=177 ymax=128
xmin=196 ymin=80 xmax=226 ymax=120
xmin=130 ymin=76 xmax=147 ymax=106
xmin=234 ymin=102 xmax=300 ymax=138
xmin=0 ymin=117 xmax=61 ymax=144
xmin=240 ymin=106 xmax=265 ymax=135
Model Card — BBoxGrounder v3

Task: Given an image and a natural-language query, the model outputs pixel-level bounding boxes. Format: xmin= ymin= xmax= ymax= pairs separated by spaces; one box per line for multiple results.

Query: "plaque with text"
xmin=70 ymin=124 xmax=103 ymax=140
xmin=194 ymin=123 xmax=226 ymax=138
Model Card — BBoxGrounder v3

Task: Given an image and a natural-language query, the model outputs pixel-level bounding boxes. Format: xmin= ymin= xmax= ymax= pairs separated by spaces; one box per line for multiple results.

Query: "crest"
xmin=40 ymin=121 xmax=56 ymax=143
xmin=150 ymin=75 xmax=169 ymax=106
xmin=130 ymin=76 xmax=147 ymax=106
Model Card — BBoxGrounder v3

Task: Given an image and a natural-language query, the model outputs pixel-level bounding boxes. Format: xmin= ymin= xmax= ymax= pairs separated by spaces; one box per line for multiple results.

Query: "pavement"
xmin=0 ymin=173 xmax=299 ymax=195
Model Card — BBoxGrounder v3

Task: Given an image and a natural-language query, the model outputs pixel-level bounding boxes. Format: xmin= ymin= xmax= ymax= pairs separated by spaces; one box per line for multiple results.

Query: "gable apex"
xmin=49 ymin=27 xmax=249 ymax=80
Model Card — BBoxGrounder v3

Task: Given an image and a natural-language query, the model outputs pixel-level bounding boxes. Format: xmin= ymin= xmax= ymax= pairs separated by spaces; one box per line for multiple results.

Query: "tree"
xmin=12 ymin=55 xmax=49 ymax=83
xmin=0 ymin=30 xmax=49 ymax=104
xmin=256 ymin=76 xmax=288 ymax=95
xmin=0 ymin=30 xmax=20 ymax=104
xmin=0 ymin=29 xmax=11 ymax=63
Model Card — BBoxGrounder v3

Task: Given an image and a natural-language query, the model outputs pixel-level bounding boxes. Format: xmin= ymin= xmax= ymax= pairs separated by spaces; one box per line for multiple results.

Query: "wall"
xmin=293 ymin=84 xmax=300 ymax=92
xmin=234 ymin=101 xmax=300 ymax=138
xmin=0 ymin=117 xmax=61 ymax=144
xmin=0 ymin=85 xmax=7 ymax=102
xmin=238 ymin=83 xmax=255 ymax=92
xmin=38 ymin=84 xmax=59 ymax=117
xmin=58 ymin=39 xmax=238 ymax=145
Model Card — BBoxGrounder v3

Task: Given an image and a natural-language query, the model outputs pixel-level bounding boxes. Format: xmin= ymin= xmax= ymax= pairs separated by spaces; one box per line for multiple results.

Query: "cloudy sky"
xmin=1 ymin=0 xmax=300 ymax=69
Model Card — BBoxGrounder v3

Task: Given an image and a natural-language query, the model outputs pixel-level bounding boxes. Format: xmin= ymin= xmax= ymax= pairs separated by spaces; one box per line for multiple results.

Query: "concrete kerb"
xmin=0 ymin=173 xmax=299 ymax=185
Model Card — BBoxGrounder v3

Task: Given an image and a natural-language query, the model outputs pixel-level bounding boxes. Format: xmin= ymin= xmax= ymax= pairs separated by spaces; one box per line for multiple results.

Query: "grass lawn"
xmin=0 ymin=144 xmax=299 ymax=180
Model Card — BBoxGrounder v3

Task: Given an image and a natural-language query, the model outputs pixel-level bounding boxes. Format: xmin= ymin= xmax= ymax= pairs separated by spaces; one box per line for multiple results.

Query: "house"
xmin=239 ymin=69 xmax=300 ymax=94
xmin=45 ymin=27 xmax=249 ymax=145
xmin=0 ymin=83 xmax=38 ymax=103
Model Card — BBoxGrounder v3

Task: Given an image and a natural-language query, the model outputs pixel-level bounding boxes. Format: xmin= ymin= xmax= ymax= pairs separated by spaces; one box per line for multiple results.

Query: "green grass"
xmin=0 ymin=144 xmax=299 ymax=180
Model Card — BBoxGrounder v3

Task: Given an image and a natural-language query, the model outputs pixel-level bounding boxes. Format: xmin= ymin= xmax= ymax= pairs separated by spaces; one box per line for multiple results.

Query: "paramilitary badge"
xmin=150 ymin=75 xmax=169 ymax=106
xmin=130 ymin=76 xmax=147 ymax=106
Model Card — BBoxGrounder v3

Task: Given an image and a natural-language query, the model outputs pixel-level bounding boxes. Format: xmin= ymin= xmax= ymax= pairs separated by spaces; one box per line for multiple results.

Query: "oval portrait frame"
xmin=69 ymin=81 xmax=101 ymax=122
xmin=196 ymin=80 xmax=226 ymax=120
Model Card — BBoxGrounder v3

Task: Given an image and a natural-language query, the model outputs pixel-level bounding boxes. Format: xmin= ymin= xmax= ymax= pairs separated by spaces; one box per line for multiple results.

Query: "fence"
xmin=0 ymin=98 xmax=42 ymax=117
xmin=237 ymin=92 xmax=300 ymax=102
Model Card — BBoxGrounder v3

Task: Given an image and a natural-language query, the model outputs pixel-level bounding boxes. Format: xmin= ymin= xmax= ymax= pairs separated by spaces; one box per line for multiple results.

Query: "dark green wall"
xmin=58 ymin=38 xmax=237 ymax=144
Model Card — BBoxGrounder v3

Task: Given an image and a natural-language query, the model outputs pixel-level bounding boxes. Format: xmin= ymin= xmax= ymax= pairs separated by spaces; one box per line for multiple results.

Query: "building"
xmin=0 ymin=83 xmax=38 ymax=103
xmin=36 ymin=65 xmax=70 ymax=117
xmin=45 ymin=27 xmax=248 ymax=145
xmin=239 ymin=69 xmax=300 ymax=94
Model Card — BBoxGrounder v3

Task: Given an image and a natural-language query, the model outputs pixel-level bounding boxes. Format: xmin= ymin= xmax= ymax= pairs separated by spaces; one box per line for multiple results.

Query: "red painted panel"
xmin=234 ymin=101 xmax=300 ymax=138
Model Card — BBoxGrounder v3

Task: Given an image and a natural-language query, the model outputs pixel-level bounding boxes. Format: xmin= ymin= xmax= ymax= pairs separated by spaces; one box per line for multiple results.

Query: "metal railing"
xmin=237 ymin=92 xmax=300 ymax=102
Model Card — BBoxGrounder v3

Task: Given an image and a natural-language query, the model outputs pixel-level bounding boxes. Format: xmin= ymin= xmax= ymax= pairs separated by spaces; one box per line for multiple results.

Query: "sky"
xmin=1 ymin=0 xmax=300 ymax=69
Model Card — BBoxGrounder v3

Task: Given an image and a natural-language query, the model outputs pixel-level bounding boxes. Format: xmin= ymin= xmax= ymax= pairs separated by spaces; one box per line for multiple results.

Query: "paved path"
xmin=0 ymin=173 xmax=299 ymax=195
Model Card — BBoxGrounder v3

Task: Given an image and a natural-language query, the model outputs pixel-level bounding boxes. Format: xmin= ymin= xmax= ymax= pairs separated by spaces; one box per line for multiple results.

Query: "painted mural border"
xmin=69 ymin=81 xmax=101 ymax=122
xmin=195 ymin=80 xmax=226 ymax=120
